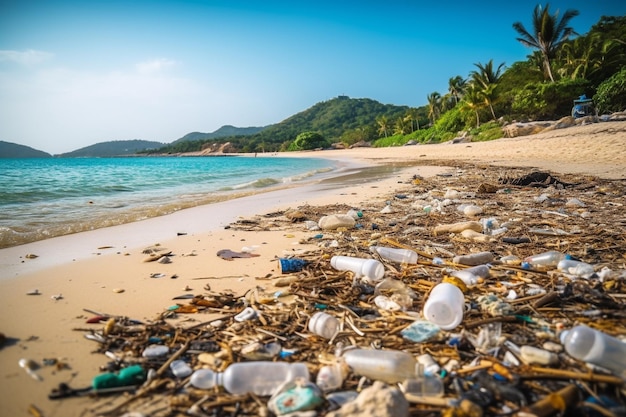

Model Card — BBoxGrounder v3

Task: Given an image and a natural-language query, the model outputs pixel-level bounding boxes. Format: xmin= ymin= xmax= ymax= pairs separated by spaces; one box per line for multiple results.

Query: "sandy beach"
xmin=1 ymin=121 xmax=625 ymax=416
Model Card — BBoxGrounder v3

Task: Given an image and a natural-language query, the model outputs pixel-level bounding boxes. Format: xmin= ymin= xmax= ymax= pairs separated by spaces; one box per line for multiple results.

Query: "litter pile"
xmin=56 ymin=165 xmax=626 ymax=416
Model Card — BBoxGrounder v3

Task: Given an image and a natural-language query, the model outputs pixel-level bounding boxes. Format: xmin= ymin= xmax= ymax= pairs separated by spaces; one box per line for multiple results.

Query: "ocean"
xmin=0 ymin=156 xmax=336 ymax=249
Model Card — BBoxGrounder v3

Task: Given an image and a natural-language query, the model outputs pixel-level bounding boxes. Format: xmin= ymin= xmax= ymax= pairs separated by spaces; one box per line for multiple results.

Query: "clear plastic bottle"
xmin=342 ymin=348 xmax=418 ymax=383
xmin=401 ymin=374 xmax=444 ymax=398
xmin=557 ymin=259 xmax=595 ymax=278
xmin=450 ymin=264 xmax=490 ymax=287
xmin=561 ymin=325 xmax=626 ymax=378
xmin=370 ymin=246 xmax=418 ymax=264
xmin=189 ymin=362 xmax=310 ymax=396
xmin=523 ymin=251 xmax=568 ymax=268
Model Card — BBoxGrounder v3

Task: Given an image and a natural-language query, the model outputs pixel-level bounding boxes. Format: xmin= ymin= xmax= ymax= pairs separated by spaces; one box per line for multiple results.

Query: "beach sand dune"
xmin=0 ymin=121 xmax=624 ymax=416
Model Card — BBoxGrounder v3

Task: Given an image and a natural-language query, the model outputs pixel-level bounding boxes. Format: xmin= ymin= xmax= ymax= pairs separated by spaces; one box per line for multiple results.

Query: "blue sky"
xmin=1 ymin=0 xmax=624 ymax=154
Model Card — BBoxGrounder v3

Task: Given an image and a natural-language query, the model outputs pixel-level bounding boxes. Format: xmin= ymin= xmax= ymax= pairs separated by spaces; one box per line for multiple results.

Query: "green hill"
xmin=172 ymin=125 xmax=267 ymax=144
xmin=147 ymin=96 xmax=418 ymax=154
xmin=0 ymin=141 xmax=52 ymax=158
xmin=58 ymin=140 xmax=166 ymax=157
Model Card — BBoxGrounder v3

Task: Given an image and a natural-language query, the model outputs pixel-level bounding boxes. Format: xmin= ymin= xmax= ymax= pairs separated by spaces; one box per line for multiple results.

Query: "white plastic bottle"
xmin=190 ymin=362 xmax=310 ymax=396
xmin=342 ymin=348 xmax=418 ymax=383
xmin=370 ymin=246 xmax=418 ymax=264
xmin=422 ymin=283 xmax=465 ymax=330
xmin=561 ymin=325 xmax=626 ymax=378
xmin=330 ymin=256 xmax=385 ymax=282
xmin=308 ymin=312 xmax=340 ymax=339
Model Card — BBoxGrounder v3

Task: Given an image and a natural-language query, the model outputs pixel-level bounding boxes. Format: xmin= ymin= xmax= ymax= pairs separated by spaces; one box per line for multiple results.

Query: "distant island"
xmin=0 ymin=141 xmax=52 ymax=158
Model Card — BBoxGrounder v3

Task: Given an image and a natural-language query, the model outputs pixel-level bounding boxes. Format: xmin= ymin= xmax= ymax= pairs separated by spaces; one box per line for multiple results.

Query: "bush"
xmin=511 ymin=78 xmax=591 ymax=120
xmin=594 ymin=68 xmax=626 ymax=114
xmin=469 ymin=121 xmax=504 ymax=141
xmin=287 ymin=131 xmax=330 ymax=151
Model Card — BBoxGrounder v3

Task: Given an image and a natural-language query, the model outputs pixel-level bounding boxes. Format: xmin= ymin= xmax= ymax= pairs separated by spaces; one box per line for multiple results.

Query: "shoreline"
xmin=0 ymin=122 xmax=625 ymax=416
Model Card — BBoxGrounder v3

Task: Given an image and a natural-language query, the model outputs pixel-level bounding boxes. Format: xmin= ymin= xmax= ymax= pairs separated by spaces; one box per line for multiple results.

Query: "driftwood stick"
xmin=518 ymin=384 xmax=581 ymax=417
xmin=522 ymin=366 xmax=625 ymax=385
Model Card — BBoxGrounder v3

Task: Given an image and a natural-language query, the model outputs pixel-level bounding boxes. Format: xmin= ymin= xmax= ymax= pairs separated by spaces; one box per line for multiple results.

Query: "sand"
xmin=0 ymin=121 xmax=624 ymax=416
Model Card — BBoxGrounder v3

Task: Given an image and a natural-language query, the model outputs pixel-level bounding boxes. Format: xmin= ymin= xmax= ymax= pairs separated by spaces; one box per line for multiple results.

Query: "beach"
xmin=1 ymin=121 xmax=625 ymax=416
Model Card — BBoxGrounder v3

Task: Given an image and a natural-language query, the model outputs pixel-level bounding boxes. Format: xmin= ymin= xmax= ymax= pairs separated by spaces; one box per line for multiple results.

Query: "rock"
xmin=326 ymin=381 xmax=409 ymax=417
xmin=503 ymin=123 xmax=547 ymax=138
xmin=285 ymin=209 xmax=306 ymax=222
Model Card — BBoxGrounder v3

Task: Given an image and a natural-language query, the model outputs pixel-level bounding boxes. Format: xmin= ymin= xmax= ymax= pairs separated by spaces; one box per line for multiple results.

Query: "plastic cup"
xmin=330 ymin=256 xmax=384 ymax=281
xmin=423 ymin=283 xmax=465 ymax=330
xmin=278 ymin=258 xmax=307 ymax=273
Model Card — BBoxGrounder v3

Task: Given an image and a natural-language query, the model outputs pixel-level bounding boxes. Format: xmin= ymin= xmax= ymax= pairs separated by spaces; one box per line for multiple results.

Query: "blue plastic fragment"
xmin=401 ymin=320 xmax=440 ymax=342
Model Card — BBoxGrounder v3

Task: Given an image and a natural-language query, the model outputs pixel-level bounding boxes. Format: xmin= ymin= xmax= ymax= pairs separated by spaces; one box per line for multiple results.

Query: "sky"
xmin=1 ymin=0 xmax=625 ymax=154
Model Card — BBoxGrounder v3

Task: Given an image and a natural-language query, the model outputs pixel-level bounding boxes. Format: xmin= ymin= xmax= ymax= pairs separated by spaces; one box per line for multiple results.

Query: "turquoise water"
xmin=0 ymin=156 xmax=335 ymax=248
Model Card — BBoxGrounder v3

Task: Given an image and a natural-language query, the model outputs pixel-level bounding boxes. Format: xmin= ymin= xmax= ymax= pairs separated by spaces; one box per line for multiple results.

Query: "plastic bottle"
xmin=342 ymin=348 xmax=418 ymax=383
xmin=315 ymin=362 xmax=346 ymax=392
xmin=374 ymin=278 xmax=416 ymax=310
xmin=401 ymin=374 xmax=444 ymax=398
xmin=189 ymin=362 xmax=310 ymax=396
xmin=416 ymin=354 xmax=440 ymax=376
xmin=557 ymin=259 xmax=595 ymax=278
xmin=370 ymin=246 xmax=418 ymax=264
xmin=561 ymin=325 xmax=626 ymax=378
xmin=519 ymin=345 xmax=559 ymax=365
xmin=523 ymin=251 xmax=568 ymax=269
xmin=422 ymin=282 xmax=465 ymax=330
xmin=450 ymin=264 xmax=490 ymax=287
xmin=330 ymin=256 xmax=384 ymax=282
xmin=308 ymin=312 xmax=340 ymax=339
xmin=318 ymin=214 xmax=356 ymax=230
xmin=452 ymin=251 xmax=494 ymax=266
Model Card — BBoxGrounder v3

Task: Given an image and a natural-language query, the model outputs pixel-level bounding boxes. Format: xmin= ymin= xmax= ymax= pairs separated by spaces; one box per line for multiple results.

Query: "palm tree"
xmin=448 ymin=76 xmax=466 ymax=105
xmin=394 ymin=117 xmax=409 ymax=136
xmin=376 ymin=115 xmax=390 ymax=138
xmin=470 ymin=60 xmax=505 ymax=120
xmin=427 ymin=92 xmax=441 ymax=125
xmin=460 ymin=84 xmax=485 ymax=127
xmin=512 ymin=3 xmax=579 ymax=82
xmin=403 ymin=108 xmax=421 ymax=132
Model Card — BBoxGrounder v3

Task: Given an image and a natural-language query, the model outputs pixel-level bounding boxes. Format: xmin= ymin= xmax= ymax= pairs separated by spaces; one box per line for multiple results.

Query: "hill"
xmin=172 ymin=125 xmax=267 ymax=144
xmin=146 ymin=96 xmax=416 ymax=154
xmin=0 ymin=141 xmax=52 ymax=158
xmin=58 ymin=140 xmax=165 ymax=157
